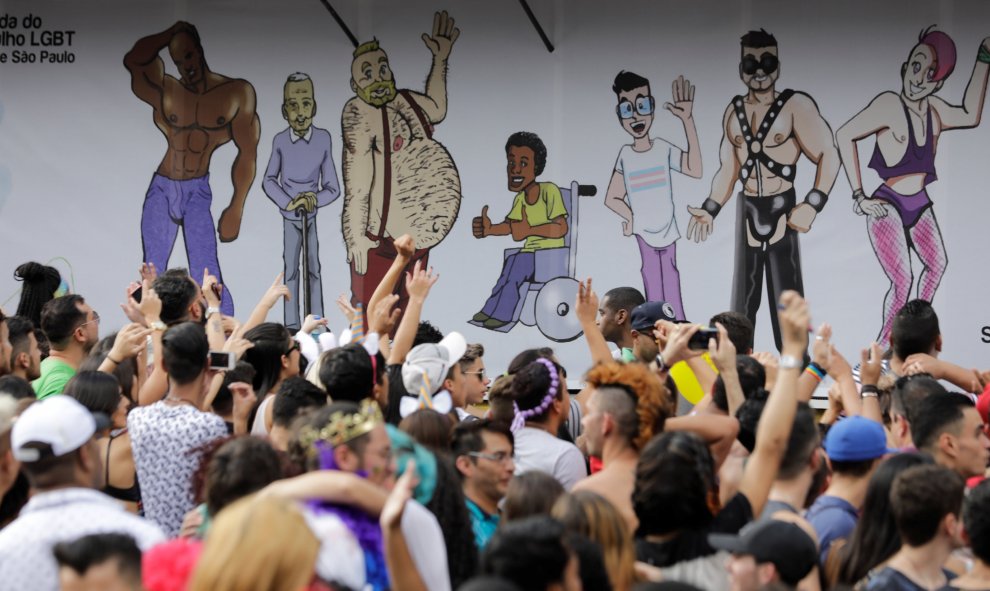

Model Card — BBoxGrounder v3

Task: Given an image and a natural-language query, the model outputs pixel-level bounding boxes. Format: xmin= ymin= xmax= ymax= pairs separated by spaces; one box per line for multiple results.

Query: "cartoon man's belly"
xmin=385 ymin=138 xmax=461 ymax=249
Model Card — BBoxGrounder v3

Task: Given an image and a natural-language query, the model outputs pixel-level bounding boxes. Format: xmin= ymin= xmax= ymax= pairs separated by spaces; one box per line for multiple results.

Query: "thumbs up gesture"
xmin=473 ymin=205 xmax=492 ymax=238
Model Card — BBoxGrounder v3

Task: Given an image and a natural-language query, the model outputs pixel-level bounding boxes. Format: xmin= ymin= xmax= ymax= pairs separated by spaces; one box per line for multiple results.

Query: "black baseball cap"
xmin=630 ymin=301 xmax=677 ymax=332
xmin=708 ymin=520 xmax=817 ymax=585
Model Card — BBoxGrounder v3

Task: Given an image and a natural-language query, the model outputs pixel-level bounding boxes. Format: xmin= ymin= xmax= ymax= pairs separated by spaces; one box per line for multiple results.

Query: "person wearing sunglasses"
xmin=685 ymin=29 xmax=840 ymax=355
xmin=604 ymin=71 xmax=702 ymax=321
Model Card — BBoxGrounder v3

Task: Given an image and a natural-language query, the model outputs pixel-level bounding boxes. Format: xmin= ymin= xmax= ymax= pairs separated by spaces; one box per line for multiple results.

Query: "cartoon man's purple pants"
xmin=635 ymin=235 xmax=685 ymax=320
xmin=140 ymin=173 xmax=234 ymax=314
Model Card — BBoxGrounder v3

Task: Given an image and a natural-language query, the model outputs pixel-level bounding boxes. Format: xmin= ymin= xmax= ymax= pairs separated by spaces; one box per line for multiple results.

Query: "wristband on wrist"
xmin=805 ymin=362 xmax=826 ymax=382
xmin=852 ymin=188 xmax=866 ymax=202
xmin=780 ymin=355 xmax=803 ymax=370
xmin=861 ymin=384 xmax=880 ymax=398
xmin=206 ymin=306 xmax=221 ymax=318
xmin=701 ymin=198 xmax=722 ymax=219
xmin=804 ymin=189 xmax=828 ymax=213
xmin=978 ymin=44 xmax=990 ymax=64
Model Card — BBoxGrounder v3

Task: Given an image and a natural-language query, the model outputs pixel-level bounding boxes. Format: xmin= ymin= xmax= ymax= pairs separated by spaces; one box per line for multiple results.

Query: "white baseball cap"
xmin=11 ymin=395 xmax=108 ymax=462
xmin=402 ymin=332 xmax=467 ymax=396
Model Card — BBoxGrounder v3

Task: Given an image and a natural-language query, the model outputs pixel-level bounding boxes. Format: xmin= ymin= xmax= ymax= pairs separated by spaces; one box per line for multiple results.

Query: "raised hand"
xmin=473 ymin=206 xmax=492 ymax=239
xmin=135 ymin=279 xmax=162 ymax=323
xmin=202 ymin=268 xmax=222 ymax=308
xmin=369 ymin=294 xmax=401 ymax=337
xmin=621 ymin=218 xmax=633 ymax=237
xmin=663 ymin=75 xmax=695 ymax=122
xmin=708 ymin=323 xmax=737 ymax=373
xmin=859 ymin=343 xmax=885 ymax=386
xmin=777 ymin=291 xmax=810 ymax=355
xmin=393 ymin=234 xmax=416 ymax=259
xmin=421 ymin=11 xmax=459 ymax=61
xmin=262 ymin=273 xmax=291 ymax=308
xmin=139 ymin=262 xmax=158 ymax=284
xmin=811 ymin=323 xmax=832 ymax=370
xmin=109 ymin=322 xmax=153 ymax=361
xmin=336 ymin=294 xmax=358 ymax=323
xmin=686 ymin=206 xmax=713 ymax=242
xmin=660 ymin=323 xmax=705 ymax=367
xmin=301 ymin=314 xmax=329 ymax=334
xmin=406 ymin=260 xmax=439 ymax=301
xmin=575 ymin=278 xmax=599 ymax=327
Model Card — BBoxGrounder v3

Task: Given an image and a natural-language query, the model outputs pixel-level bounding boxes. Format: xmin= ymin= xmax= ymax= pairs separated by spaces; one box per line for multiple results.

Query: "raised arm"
xmin=411 ymin=11 xmax=459 ymax=123
xmin=575 ymin=278 xmax=613 ymax=366
xmin=663 ymin=76 xmax=702 ymax=179
xmin=368 ymin=235 xmax=415 ymax=329
xmin=217 ymin=81 xmax=260 ymax=243
xmin=388 ymin=262 xmax=439 ymax=365
xmin=737 ymin=291 xmax=807 ymax=518
xmin=123 ymin=23 xmax=181 ymax=107
xmin=931 ymin=38 xmax=990 ymax=130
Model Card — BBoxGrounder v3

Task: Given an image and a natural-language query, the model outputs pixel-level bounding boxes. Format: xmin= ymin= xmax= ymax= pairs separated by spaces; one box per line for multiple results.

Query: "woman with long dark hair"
xmin=242 ymin=323 xmax=300 ymax=435
xmin=833 ymin=452 xmax=933 ymax=588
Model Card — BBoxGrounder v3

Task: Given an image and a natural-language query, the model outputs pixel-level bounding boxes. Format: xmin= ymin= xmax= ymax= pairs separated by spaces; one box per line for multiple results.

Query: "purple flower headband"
xmin=510 ymin=358 xmax=559 ymax=433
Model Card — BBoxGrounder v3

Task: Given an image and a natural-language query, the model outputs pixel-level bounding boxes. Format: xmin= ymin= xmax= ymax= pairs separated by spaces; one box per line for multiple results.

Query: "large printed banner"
xmin=1 ymin=0 xmax=989 ymax=378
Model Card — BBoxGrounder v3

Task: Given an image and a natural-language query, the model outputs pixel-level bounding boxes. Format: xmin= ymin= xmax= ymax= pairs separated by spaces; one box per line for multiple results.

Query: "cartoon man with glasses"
xmin=605 ymin=72 xmax=701 ymax=319
xmin=685 ymin=30 xmax=839 ymax=352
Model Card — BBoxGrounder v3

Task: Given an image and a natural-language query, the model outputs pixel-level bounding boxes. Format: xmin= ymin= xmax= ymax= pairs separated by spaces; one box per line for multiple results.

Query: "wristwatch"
xmin=205 ymin=306 xmax=221 ymax=318
xmin=779 ymin=355 xmax=803 ymax=370
xmin=150 ymin=320 xmax=167 ymax=332
xmin=655 ymin=353 xmax=668 ymax=372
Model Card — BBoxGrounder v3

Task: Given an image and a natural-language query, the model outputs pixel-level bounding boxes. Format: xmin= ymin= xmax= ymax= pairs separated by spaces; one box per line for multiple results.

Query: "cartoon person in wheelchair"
xmin=470 ymin=131 xmax=595 ymax=342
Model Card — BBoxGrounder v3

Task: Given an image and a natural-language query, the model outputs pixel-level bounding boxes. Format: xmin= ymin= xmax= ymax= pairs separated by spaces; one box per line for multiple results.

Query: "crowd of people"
xmin=1 ymin=248 xmax=990 ymax=591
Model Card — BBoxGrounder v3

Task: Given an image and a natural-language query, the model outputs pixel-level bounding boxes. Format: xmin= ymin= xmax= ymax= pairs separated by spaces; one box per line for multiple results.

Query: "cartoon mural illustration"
xmin=686 ymin=30 xmax=840 ymax=352
xmin=124 ymin=21 xmax=260 ymax=315
xmin=604 ymin=73 xmax=701 ymax=319
xmin=342 ymin=11 xmax=461 ymax=317
xmin=470 ymin=132 xmax=596 ymax=342
xmin=262 ymin=73 xmax=340 ymax=330
xmin=836 ymin=29 xmax=990 ymax=347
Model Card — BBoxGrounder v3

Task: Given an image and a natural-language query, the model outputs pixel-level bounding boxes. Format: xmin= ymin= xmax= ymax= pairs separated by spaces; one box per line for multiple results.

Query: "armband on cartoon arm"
xmin=978 ymin=44 xmax=990 ymax=65
xmin=803 ymin=189 xmax=828 ymax=213
xmin=702 ymin=198 xmax=722 ymax=218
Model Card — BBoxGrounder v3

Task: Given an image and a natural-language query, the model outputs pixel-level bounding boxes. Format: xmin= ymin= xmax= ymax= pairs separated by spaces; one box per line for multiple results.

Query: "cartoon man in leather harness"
xmin=686 ymin=30 xmax=840 ymax=352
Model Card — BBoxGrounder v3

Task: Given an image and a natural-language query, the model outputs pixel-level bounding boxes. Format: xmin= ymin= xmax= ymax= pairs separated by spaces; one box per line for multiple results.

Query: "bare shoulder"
xmin=787 ymin=91 xmax=826 ymax=116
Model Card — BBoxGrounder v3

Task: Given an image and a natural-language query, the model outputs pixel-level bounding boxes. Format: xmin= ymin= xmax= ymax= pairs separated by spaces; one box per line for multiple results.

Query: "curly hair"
xmin=585 ymin=361 xmax=673 ymax=450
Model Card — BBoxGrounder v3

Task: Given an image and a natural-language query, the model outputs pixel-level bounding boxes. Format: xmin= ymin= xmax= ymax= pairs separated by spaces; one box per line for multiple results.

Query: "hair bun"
xmin=14 ymin=261 xmax=50 ymax=281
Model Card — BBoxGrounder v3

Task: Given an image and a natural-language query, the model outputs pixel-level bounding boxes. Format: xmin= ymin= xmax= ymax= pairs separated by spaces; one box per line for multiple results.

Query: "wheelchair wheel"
xmin=534 ymin=277 xmax=583 ymax=342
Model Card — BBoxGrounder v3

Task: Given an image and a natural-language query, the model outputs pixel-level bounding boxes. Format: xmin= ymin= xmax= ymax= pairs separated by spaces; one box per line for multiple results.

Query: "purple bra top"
xmin=868 ymin=97 xmax=937 ymax=185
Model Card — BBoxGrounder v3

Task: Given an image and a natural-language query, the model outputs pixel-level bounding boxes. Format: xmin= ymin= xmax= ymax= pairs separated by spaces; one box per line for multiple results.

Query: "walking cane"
xmin=298 ymin=208 xmax=311 ymax=320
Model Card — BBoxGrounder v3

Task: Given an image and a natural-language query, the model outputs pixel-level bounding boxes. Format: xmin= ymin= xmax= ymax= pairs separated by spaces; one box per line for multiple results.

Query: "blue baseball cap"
xmin=824 ymin=416 xmax=896 ymax=462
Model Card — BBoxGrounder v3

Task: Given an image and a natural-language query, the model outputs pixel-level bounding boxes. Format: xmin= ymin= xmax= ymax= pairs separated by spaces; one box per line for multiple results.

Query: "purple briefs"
xmin=871 ymin=184 xmax=932 ymax=228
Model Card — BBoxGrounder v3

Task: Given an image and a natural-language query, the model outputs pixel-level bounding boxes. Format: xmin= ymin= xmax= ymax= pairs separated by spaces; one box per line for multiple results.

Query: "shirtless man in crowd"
xmin=125 ymin=21 xmax=260 ymax=315
xmin=342 ymin=11 xmax=461 ymax=315
xmin=686 ymin=29 xmax=839 ymax=352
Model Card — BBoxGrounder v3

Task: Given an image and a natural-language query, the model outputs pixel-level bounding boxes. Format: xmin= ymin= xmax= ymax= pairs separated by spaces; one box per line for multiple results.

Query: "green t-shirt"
xmin=506 ymin=182 xmax=568 ymax=253
xmin=32 ymin=357 xmax=76 ymax=399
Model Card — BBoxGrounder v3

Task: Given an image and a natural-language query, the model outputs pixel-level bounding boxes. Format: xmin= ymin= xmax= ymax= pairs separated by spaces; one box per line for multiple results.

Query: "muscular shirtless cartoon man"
xmin=342 ymin=11 xmax=461 ymax=314
xmin=686 ymin=30 xmax=839 ymax=352
xmin=125 ymin=21 xmax=260 ymax=315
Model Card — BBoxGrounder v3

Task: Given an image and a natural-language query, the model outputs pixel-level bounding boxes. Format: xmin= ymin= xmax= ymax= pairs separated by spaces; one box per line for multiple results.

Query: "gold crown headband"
xmin=298 ymin=398 xmax=383 ymax=455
